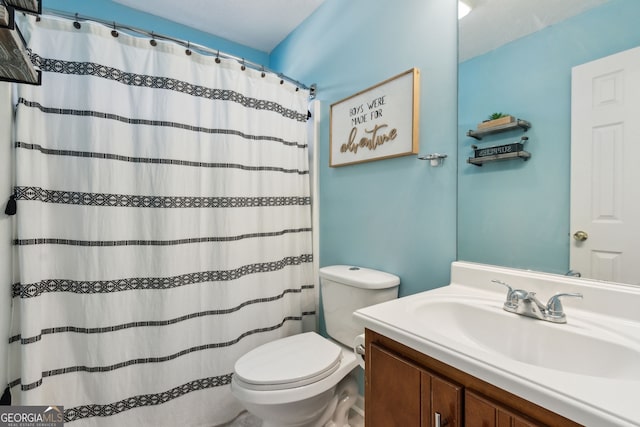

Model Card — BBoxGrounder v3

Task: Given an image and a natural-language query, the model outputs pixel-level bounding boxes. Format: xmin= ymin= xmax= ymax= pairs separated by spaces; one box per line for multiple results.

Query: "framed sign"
xmin=330 ymin=68 xmax=420 ymax=167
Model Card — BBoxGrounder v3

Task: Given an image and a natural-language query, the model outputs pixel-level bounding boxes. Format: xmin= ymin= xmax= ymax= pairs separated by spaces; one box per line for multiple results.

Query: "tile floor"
xmin=219 ymin=411 xmax=262 ymax=427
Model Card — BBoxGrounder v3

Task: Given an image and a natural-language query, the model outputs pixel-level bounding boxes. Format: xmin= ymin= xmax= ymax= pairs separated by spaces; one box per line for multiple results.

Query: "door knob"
xmin=573 ymin=230 xmax=588 ymax=241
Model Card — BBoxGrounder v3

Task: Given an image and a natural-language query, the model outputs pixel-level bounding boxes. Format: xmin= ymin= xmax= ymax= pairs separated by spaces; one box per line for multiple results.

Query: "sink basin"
xmin=410 ymin=298 xmax=640 ymax=380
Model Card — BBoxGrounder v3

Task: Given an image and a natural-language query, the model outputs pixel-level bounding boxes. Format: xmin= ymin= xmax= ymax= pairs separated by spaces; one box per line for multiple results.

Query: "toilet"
xmin=231 ymin=265 xmax=400 ymax=427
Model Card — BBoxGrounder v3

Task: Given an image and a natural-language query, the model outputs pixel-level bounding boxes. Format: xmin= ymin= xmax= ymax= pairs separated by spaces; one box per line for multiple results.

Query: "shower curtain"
xmin=6 ymin=14 xmax=315 ymax=426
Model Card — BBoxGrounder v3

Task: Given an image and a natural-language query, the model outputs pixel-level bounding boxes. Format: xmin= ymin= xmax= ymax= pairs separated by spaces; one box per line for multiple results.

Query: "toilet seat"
xmin=234 ymin=332 xmax=342 ymax=391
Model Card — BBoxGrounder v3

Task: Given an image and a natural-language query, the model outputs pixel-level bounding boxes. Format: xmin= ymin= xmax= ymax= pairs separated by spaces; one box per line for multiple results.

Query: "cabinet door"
xmin=368 ymin=343 xmax=421 ymax=427
xmin=466 ymin=390 xmax=544 ymax=427
xmin=428 ymin=374 xmax=462 ymax=427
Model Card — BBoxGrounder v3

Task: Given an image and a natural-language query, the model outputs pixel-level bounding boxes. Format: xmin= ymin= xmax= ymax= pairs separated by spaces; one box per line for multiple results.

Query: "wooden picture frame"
xmin=330 ymin=68 xmax=420 ymax=167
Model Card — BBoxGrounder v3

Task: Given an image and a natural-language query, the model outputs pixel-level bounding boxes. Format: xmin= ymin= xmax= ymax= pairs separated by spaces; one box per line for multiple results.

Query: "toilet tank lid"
xmin=319 ymin=265 xmax=400 ymax=289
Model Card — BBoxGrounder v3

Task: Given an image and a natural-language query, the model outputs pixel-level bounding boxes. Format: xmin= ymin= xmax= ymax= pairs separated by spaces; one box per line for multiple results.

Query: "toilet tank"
xmin=320 ymin=265 xmax=400 ymax=347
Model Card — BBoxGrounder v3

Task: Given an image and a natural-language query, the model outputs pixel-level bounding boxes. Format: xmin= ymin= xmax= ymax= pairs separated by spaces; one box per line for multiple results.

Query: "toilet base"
xmin=324 ymin=374 xmax=359 ymax=427
xmin=248 ymin=374 xmax=358 ymax=427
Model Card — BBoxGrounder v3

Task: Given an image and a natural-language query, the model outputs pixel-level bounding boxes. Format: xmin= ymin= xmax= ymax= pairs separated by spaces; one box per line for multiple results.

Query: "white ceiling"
xmin=112 ymin=0 xmax=326 ymax=53
xmin=113 ymin=0 xmax=611 ymax=59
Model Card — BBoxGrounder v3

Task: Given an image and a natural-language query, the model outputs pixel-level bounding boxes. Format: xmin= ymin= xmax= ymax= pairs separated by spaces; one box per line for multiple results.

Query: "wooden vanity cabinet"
xmin=365 ymin=329 xmax=582 ymax=427
xmin=366 ymin=341 xmax=461 ymax=427
xmin=466 ymin=390 xmax=539 ymax=427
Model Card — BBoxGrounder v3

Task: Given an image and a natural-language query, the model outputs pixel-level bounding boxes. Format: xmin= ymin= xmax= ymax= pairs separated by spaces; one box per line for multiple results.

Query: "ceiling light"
xmin=459 ymin=1 xmax=472 ymax=19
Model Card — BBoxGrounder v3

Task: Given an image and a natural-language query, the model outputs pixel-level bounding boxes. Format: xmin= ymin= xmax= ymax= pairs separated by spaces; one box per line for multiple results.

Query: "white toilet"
xmin=231 ymin=265 xmax=400 ymax=427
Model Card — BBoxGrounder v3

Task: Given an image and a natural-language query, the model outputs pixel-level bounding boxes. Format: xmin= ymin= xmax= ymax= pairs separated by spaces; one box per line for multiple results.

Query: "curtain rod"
xmin=38 ymin=8 xmax=315 ymax=94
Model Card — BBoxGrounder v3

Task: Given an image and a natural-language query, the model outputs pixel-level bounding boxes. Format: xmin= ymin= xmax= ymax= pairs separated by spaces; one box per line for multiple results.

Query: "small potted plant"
xmin=477 ymin=112 xmax=514 ymax=130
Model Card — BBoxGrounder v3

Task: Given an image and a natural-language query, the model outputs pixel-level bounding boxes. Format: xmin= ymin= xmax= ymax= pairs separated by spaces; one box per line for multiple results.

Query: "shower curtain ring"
xmin=241 ymin=59 xmax=246 ymax=71
xmin=150 ymin=32 xmax=157 ymax=46
xmin=73 ymin=13 xmax=81 ymax=29
xmin=111 ymin=22 xmax=119 ymax=37
xmin=185 ymin=41 xmax=192 ymax=56
xmin=215 ymin=50 xmax=221 ymax=64
xmin=260 ymin=66 xmax=266 ymax=78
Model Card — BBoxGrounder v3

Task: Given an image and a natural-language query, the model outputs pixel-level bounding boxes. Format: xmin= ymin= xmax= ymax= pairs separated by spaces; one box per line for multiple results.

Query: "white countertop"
xmin=353 ymin=261 xmax=640 ymax=427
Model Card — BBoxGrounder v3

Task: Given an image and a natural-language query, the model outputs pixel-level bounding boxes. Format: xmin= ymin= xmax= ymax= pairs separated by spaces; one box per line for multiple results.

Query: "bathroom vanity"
xmin=354 ymin=262 xmax=640 ymax=427
xmin=366 ymin=330 xmax=577 ymax=426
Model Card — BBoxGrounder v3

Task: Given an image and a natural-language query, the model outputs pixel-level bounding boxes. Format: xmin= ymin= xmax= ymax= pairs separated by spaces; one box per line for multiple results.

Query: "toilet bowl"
xmin=231 ymin=265 xmax=400 ymax=427
xmin=231 ymin=332 xmax=358 ymax=427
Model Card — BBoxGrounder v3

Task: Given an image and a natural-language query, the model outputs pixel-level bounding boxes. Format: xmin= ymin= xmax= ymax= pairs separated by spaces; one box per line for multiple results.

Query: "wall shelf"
xmin=467 ymin=150 xmax=531 ymax=166
xmin=467 ymin=135 xmax=531 ymax=167
xmin=467 ymin=119 xmax=531 ymax=140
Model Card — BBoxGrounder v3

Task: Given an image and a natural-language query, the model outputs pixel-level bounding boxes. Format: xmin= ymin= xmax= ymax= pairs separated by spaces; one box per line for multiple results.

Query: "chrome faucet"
xmin=491 ymin=280 xmax=583 ymax=323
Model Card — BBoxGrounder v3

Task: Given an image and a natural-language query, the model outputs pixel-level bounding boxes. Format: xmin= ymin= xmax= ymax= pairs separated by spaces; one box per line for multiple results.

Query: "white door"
xmin=570 ymin=46 xmax=640 ymax=285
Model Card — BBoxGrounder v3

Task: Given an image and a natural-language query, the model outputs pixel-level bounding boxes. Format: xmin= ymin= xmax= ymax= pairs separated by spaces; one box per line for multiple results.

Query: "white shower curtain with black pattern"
xmin=7 ymin=14 xmax=315 ymax=427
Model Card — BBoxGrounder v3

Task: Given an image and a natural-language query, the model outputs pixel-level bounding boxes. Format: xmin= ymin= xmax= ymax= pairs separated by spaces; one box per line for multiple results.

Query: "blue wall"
xmin=457 ymin=0 xmax=640 ymax=275
xmin=271 ymin=0 xmax=458 ymax=299
xmin=43 ymin=0 xmax=268 ymax=64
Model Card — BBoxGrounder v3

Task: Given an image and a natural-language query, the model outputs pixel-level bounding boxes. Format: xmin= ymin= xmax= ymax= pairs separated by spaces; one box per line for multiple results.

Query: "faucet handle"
xmin=546 ymin=293 xmax=583 ymax=322
xmin=491 ymin=280 xmax=521 ymax=310
xmin=491 ymin=279 xmax=513 ymax=292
